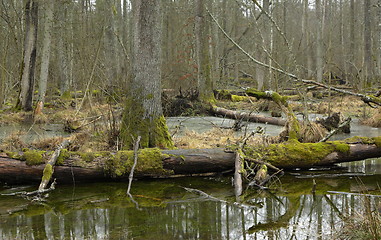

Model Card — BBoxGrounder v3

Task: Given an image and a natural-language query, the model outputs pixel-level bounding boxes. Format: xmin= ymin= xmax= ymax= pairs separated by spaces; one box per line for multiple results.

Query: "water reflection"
xmin=0 ymin=172 xmax=380 ymax=240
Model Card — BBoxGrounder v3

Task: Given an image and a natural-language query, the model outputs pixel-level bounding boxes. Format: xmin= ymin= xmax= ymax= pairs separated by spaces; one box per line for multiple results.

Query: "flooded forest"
xmin=1 ymin=0 xmax=381 ymax=239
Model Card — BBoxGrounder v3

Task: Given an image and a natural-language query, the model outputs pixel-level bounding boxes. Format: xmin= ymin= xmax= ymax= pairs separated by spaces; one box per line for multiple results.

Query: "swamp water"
xmin=0 ymin=117 xmax=380 ymax=239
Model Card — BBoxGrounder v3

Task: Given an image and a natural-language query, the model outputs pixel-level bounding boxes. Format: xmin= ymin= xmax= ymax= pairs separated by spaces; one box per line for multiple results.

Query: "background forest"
xmin=0 ymin=0 xmax=380 ymax=111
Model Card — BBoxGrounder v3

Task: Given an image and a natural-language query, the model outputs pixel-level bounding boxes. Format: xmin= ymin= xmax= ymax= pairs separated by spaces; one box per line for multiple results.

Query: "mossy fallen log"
xmin=1 ymin=137 xmax=381 ymax=184
xmin=211 ymin=106 xmax=286 ymax=126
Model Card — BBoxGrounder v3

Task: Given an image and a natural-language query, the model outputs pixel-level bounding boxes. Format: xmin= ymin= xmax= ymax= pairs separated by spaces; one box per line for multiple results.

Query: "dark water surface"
xmin=0 ymin=161 xmax=380 ymax=240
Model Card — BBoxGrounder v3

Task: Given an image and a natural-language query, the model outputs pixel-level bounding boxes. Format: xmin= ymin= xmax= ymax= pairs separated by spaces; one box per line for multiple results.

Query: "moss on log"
xmin=2 ymin=137 xmax=381 ymax=184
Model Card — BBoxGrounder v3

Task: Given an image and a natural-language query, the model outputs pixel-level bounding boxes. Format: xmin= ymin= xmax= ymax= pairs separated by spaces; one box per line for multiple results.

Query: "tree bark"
xmin=363 ymin=0 xmax=372 ymax=86
xmin=2 ymin=139 xmax=381 ymax=184
xmin=18 ymin=0 xmax=38 ymax=111
xmin=195 ymin=0 xmax=215 ymax=102
xmin=120 ymin=0 xmax=173 ymax=149
xmin=36 ymin=0 xmax=54 ymax=114
xmin=316 ymin=0 xmax=324 ymax=83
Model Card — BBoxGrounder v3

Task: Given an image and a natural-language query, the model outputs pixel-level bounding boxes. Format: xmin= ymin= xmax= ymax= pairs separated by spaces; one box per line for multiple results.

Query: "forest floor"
xmin=0 ymin=92 xmax=380 ymax=153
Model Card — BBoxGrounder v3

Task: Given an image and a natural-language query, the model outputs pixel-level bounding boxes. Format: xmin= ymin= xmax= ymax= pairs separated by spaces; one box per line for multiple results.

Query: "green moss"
xmin=106 ymin=148 xmax=172 ymax=177
xmin=245 ymin=88 xmax=288 ymax=105
xmin=121 ymin=96 xmax=174 ymax=149
xmin=6 ymin=151 xmax=19 ymax=159
xmin=56 ymin=149 xmax=70 ymax=165
xmin=146 ymin=94 xmax=154 ymax=99
xmin=244 ymin=140 xmax=351 ymax=169
xmin=214 ymin=90 xmax=232 ymax=100
xmin=332 ymin=142 xmax=350 ymax=153
xmin=78 ymin=152 xmax=96 ymax=162
xmin=22 ymin=150 xmax=45 ymax=166
xmin=372 ymin=136 xmax=381 ymax=147
xmin=42 ymin=164 xmax=53 ymax=182
xmin=61 ymin=90 xmax=71 ymax=100
xmin=231 ymin=95 xmax=247 ymax=102
xmin=270 ymin=91 xmax=288 ymax=105
xmin=92 ymin=89 xmax=101 ymax=96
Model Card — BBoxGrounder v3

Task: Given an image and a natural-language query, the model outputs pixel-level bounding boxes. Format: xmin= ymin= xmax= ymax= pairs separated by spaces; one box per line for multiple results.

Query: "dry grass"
xmin=0 ymin=131 xmax=27 ymax=151
xmin=300 ymin=122 xmax=327 ymax=143
xmin=173 ymin=128 xmax=280 ymax=149
xmin=31 ymin=136 xmax=65 ymax=150
xmin=334 ymin=210 xmax=381 ymax=240
xmin=315 ymin=96 xmax=372 ymax=117
xmin=173 ymin=128 xmax=238 ymax=149
xmin=361 ymin=109 xmax=381 ymax=127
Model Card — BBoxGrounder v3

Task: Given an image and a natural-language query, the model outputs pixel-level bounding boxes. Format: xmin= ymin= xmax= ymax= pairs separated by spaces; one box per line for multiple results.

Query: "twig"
xmin=183 ymin=187 xmax=228 ymax=203
xmin=245 ymin=156 xmax=283 ymax=173
xmin=127 ymin=135 xmax=142 ymax=210
xmin=127 ymin=135 xmax=141 ymax=195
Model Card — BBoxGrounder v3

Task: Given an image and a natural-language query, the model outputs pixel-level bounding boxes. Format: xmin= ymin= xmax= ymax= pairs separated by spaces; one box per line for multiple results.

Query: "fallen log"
xmin=211 ymin=106 xmax=286 ymax=126
xmin=0 ymin=136 xmax=380 ymax=184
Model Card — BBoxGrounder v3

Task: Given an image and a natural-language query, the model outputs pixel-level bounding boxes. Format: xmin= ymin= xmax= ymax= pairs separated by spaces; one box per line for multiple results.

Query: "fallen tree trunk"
xmin=211 ymin=106 xmax=286 ymax=126
xmin=1 ymin=137 xmax=380 ymax=184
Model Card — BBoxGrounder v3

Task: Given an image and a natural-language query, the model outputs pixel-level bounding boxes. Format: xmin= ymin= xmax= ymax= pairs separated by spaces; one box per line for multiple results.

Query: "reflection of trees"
xmin=0 ymin=177 xmax=380 ymax=239
xmin=247 ymin=196 xmax=300 ymax=234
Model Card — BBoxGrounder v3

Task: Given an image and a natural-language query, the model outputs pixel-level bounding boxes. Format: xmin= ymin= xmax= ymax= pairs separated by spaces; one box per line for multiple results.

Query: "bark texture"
xmin=120 ymin=0 xmax=173 ymax=149
xmin=18 ymin=0 xmax=38 ymax=111
xmin=1 ymin=138 xmax=381 ymax=184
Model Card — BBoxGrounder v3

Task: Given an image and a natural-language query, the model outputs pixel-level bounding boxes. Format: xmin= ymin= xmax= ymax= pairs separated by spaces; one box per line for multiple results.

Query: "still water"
xmin=0 ymin=117 xmax=380 ymax=239
xmin=0 ymin=160 xmax=380 ymax=240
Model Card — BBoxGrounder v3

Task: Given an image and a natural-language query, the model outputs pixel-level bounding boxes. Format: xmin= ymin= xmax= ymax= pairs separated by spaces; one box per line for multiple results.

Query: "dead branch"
xmin=38 ymin=139 xmax=70 ymax=191
xmin=207 ymin=9 xmax=381 ymax=107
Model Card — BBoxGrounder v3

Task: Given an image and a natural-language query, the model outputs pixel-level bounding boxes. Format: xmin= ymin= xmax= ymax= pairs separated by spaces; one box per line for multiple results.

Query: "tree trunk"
xmin=120 ymin=0 xmax=174 ymax=149
xmin=57 ymin=1 xmax=70 ymax=95
xmin=2 ymin=138 xmax=381 ymax=184
xmin=18 ymin=0 xmax=38 ymax=111
xmin=195 ymin=0 xmax=215 ymax=102
xmin=36 ymin=0 xmax=54 ymax=114
xmin=363 ymin=0 xmax=372 ymax=87
xmin=316 ymin=0 xmax=324 ymax=83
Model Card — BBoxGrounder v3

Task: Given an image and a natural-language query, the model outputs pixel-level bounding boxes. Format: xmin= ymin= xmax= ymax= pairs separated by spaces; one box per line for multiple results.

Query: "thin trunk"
xmin=303 ymin=0 xmax=313 ymax=78
xmin=57 ymin=1 xmax=70 ymax=95
xmin=104 ymin=0 xmax=118 ymax=92
xmin=195 ymin=0 xmax=214 ymax=102
xmin=378 ymin=0 xmax=381 ymax=76
xmin=316 ymin=0 xmax=324 ymax=83
xmin=364 ymin=0 xmax=372 ymax=87
xmin=349 ymin=0 xmax=355 ymax=84
xmin=36 ymin=0 xmax=54 ymax=114
xmin=18 ymin=0 xmax=38 ymax=111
